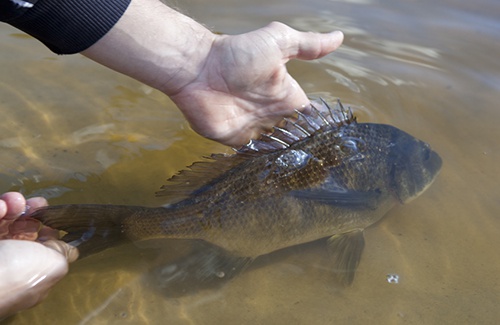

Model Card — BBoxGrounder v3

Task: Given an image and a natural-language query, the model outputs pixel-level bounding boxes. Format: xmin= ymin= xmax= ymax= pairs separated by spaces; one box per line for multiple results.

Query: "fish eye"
xmin=342 ymin=139 xmax=357 ymax=150
xmin=340 ymin=137 xmax=366 ymax=155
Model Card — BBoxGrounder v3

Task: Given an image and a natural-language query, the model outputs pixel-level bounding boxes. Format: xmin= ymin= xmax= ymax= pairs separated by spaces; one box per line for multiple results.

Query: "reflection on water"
xmin=2 ymin=0 xmax=500 ymax=323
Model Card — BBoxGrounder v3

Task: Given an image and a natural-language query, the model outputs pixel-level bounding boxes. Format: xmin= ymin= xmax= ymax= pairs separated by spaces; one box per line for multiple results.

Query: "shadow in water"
xmin=143 ymin=241 xmax=252 ymax=297
xmin=142 ymin=237 xmax=345 ymax=299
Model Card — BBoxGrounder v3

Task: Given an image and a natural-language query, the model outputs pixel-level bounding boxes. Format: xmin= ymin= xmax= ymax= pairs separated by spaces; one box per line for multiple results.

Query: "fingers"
xmin=0 ymin=200 xmax=5 ymax=221
xmin=0 ymin=192 xmax=26 ymax=220
xmin=0 ymin=193 xmax=51 ymax=240
xmin=42 ymin=240 xmax=79 ymax=263
xmin=264 ymin=22 xmax=344 ymax=61
xmin=26 ymin=197 xmax=49 ymax=212
xmin=0 ymin=193 xmax=48 ymax=220
xmin=8 ymin=218 xmax=41 ymax=241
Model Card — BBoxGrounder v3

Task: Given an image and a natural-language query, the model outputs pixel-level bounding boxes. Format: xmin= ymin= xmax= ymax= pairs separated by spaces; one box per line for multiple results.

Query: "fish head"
xmin=382 ymin=125 xmax=442 ymax=203
xmin=285 ymin=119 xmax=441 ymax=207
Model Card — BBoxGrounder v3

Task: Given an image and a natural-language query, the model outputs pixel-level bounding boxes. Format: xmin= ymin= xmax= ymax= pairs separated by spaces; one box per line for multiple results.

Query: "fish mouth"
xmin=403 ymin=173 xmax=439 ymax=203
xmin=403 ymin=150 xmax=442 ymax=203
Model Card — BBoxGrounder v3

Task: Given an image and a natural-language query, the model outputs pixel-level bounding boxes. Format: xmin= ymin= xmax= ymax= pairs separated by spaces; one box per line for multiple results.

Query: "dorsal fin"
xmin=155 ymin=153 xmax=247 ymax=202
xmin=236 ymin=98 xmax=355 ymax=155
xmin=156 ymin=98 xmax=356 ymax=203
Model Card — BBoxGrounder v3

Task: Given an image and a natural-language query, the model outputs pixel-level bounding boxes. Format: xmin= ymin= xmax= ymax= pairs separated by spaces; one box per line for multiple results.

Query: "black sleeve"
xmin=0 ymin=0 xmax=132 ymax=54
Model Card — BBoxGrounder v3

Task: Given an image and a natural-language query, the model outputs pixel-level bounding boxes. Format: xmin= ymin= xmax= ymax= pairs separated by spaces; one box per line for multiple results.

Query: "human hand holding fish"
xmin=0 ymin=192 xmax=78 ymax=319
xmin=166 ymin=24 xmax=344 ymax=146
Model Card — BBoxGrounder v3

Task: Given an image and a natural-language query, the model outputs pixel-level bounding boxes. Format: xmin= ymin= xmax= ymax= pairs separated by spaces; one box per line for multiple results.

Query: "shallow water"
xmin=2 ymin=0 xmax=500 ymax=324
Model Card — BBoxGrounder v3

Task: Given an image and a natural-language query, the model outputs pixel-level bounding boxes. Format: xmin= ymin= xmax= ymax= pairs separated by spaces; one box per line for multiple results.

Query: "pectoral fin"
xmin=290 ymin=188 xmax=380 ymax=209
xmin=327 ymin=229 xmax=365 ymax=285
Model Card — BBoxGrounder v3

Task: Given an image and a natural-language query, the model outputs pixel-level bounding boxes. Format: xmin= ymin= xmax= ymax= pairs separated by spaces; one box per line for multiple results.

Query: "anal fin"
xmin=327 ymin=229 xmax=365 ymax=285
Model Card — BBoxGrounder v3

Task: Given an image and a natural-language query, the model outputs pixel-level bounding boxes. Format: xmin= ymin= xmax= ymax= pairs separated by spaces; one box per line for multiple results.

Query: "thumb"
xmin=292 ymin=30 xmax=344 ymax=60
xmin=0 ymin=240 xmax=70 ymax=318
xmin=43 ymin=240 xmax=79 ymax=263
xmin=265 ymin=22 xmax=344 ymax=61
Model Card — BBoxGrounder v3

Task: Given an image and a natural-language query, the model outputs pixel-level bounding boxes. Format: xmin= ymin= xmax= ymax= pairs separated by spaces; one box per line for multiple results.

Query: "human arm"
xmin=2 ymin=0 xmax=343 ymax=146
xmin=81 ymin=0 xmax=344 ymax=145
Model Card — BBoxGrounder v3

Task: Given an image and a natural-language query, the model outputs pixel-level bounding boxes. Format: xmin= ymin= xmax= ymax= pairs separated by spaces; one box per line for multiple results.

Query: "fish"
xmin=31 ymin=99 xmax=442 ymax=285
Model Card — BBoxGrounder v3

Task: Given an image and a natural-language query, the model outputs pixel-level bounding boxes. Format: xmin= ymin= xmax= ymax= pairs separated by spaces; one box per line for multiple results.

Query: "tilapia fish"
xmin=32 ymin=99 xmax=442 ymax=284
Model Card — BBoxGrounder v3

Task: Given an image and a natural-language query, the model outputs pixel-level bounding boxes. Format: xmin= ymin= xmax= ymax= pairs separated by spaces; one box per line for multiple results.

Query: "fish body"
xmin=32 ymin=99 xmax=442 ymax=284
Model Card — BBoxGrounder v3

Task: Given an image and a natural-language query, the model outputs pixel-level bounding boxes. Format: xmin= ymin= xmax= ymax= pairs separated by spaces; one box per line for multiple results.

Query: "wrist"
xmin=157 ymin=21 xmax=217 ymax=96
xmin=81 ymin=0 xmax=216 ymax=95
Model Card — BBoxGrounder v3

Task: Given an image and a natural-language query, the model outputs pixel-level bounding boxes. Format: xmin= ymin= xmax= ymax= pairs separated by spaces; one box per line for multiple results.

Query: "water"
xmin=2 ymin=0 xmax=500 ymax=323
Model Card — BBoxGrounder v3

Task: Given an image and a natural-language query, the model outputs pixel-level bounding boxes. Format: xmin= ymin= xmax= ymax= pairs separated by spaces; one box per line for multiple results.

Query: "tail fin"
xmin=30 ymin=204 xmax=141 ymax=257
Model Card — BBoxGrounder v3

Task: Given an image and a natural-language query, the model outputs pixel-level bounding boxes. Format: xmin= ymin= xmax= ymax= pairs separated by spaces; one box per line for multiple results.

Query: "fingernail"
xmin=20 ymin=204 xmax=31 ymax=217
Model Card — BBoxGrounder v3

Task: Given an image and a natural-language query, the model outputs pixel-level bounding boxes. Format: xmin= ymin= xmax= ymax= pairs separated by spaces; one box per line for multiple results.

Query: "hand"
xmin=0 ymin=192 xmax=78 ymax=319
xmin=171 ymin=23 xmax=344 ymax=146
xmin=0 ymin=192 xmax=53 ymax=240
xmin=82 ymin=0 xmax=344 ymax=147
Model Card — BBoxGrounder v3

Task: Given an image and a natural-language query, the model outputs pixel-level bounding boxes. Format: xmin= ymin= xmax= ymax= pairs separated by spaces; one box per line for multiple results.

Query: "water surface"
xmin=1 ymin=0 xmax=499 ymax=323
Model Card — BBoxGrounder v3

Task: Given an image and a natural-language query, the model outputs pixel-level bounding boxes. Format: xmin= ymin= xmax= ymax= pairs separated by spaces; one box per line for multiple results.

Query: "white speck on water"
xmin=386 ymin=274 xmax=399 ymax=284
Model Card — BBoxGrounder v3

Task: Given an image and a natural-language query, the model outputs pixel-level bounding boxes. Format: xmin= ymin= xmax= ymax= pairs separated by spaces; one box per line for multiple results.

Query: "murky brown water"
xmin=2 ymin=0 xmax=500 ymax=324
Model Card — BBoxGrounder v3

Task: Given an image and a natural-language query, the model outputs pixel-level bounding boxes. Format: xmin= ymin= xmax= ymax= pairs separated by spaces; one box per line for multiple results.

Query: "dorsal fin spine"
xmin=311 ymin=102 xmax=331 ymax=127
xmin=337 ymin=99 xmax=350 ymax=122
xmin=261 ymin=133 xmax=290 ymax=148
xmin=295 ymin=109 xmax=320 ymax=130
xmin=320 ymin=98 xmax=336 ymax=123
xmin=273 ymin=126 xmax=300 ymax=140
xmin=285 ymin=118 xmax=311 ymax=137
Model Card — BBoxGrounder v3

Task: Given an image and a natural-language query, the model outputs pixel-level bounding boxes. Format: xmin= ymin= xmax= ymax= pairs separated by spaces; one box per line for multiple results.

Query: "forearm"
xmin=82 ymin=0 xmax=216 ymax=96
xmin=1 ymin=0 xmax=215 ymax=95
xmin=0 ymin=0 xmax=131 ymax=54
